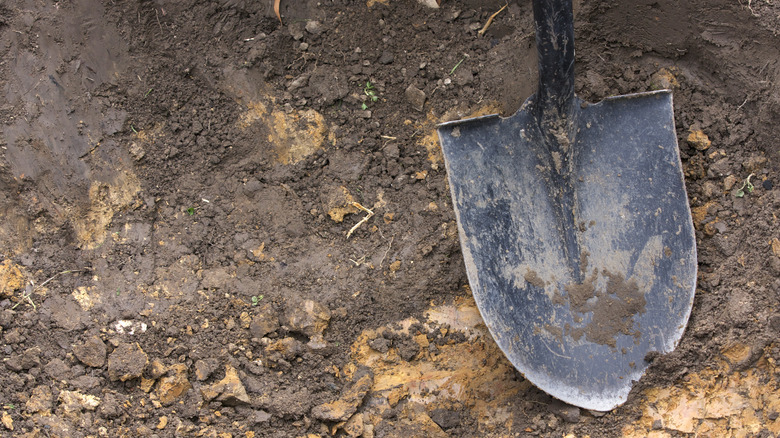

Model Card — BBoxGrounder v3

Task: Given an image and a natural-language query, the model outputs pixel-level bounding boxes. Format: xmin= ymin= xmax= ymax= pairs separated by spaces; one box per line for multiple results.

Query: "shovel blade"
xmin=437 ymin=90 xmax=696 ymax=411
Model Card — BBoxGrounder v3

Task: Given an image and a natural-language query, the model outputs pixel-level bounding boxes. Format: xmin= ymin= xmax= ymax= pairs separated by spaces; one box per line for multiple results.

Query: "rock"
xmin=288 ymin=74 xmax=309 ymax=91
xmin=72 ymin=375 xmax=102 ymax=391
xmin=343 ymin=412 xmax=365 ymax=437
xmin=7 ymin=345 xmax=41 ymax=371
xmin=586 ymin=409 xmax=607 ymax=417
xmin=99 ymin=393 xmax=123 ymax=419
xmin=140 ymin=377 xmax=156 ymax=393
xmin=200 ymin=266 xmax=235 ymax=290
xmin=368 ymin=337 xmax=390 ymax=353
xmin=107 ymin=342 xmax=148 ymax=381
xmin=250 ymin=303 xmax=280 ymax=338
xmin=201 ymin=364 xmax=250 ymax=406
xmin=649 ymin=68 xmax=679 ymax=90
xmin=405 ymin=85 xmax=426 ymax=111
xmin=3 ymin=327 xmax=24 ymax=344
xmin=323 ymin=185 xmax=360 ymax=223
xmin=148 ymin=359 xmax=167 ymax=379
xmin=416 ymin=0 xmax=440 ymax=8
xmin=25 ymin=385 xmax=53 ymax=414
xmin=0 ymin=260 xmax=25 ymax=297
xmin=548 ymin=400 xmax=581 ymax=423
xmin=112 ymin=319 xmax=148 ymax=335
xmin=266 ymin=337 xmax=304 ymax=361
xmin=708 ymin=157 xmax=731 ymax=178
xmin=288 ymin=22 xmax=305 ymax=40
xmin=0 ymin=309 xmax=17 ymax=328
xmin=687 ymin=129 xmax=711 ymax=151
xmin=311 ymin=367 xmax=373 ymax=422
xmin=157 ymin=415 xmax=168 ymax=430
xmin=129 ymin=142 xmax=145 ymax=161
xmin=723 ymin=174 xmax=738 ymax=191
xmin=157 ymin=363 xmax=191 ymax=405
xmin=35 ymin=414 xmax=73 ymax=437
xmin=45 ymin=358 xmax=71 ymax=380
xmin=396 ymin=336 xmax=420 ymax=361
xmin=58 ymin=390 xmax=101 ymax=414
xmin=243 ymin=240 xmax=267 ymax=262
xmin=194 ymin=358 xmax=220 ymax=381
xmin=308 ymin=66 xmax=350 ymax=106
xmin=258 ymin=386 xmax=313 ymax=419
xmin=283 ymin=299 xmax=331 ymax=342
xmin=454 ymin=66 xmax=474 ymax=85
xmin=714 ymin=234 xmax=737 ymax=257
xmin=73 ymin=335 xmax=107 ymax=368
xmin=743 ymin=154 xmax=767 ymax=173
xmin=305 ymin=20 xmax=323 ymax=35
xmin=429 ymin=408 xmax=461 ymax=430
xmin=250 ymin=409 xmax=272 ymax=425
xmin=701 ymin=181 xmax=719 ymax=199
xmin=1 ymin=411 xmax=12 ymax=431
xmin=47 ymin=296 xmax=86 ymax=331
xmin=378 ymin=50 xmax=394 ymax=65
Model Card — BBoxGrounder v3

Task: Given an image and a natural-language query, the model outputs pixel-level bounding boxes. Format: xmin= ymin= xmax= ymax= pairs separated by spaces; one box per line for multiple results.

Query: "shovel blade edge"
xmin=437 ymin=90 xmax=697 ymax=411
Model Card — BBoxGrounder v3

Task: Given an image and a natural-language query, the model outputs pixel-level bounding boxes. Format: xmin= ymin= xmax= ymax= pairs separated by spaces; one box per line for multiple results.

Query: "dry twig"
xmin=274 ymin=0 xmax=282 ymax=25
xmin=478 ymin=3 xmax=508 ymax=36
xmin=346 ymin=202 xmax=374 ymax=238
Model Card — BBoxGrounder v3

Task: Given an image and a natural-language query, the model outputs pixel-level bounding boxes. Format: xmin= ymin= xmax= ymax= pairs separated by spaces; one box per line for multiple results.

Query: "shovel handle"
xmin=533 ymin=0 xmax=576 ymax=124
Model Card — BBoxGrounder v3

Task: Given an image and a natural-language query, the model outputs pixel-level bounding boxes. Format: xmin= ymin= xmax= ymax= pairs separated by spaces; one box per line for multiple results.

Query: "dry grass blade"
xmin=274 ymin=0 xmax=282 ymax=25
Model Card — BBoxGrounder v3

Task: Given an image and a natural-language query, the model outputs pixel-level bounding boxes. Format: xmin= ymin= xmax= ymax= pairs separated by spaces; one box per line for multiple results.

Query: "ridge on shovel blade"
xmin=437 ymin=0 xmax=696 ymax=412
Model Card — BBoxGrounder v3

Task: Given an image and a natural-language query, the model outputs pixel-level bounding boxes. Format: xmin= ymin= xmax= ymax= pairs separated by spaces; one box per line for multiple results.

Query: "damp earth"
xmin=1 ymin=0 xmax=780 ymax=436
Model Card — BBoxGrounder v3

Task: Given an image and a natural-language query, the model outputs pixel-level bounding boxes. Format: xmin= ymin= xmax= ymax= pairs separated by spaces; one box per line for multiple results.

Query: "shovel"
xmin=437 ymin=0 xmax=696 ymax=411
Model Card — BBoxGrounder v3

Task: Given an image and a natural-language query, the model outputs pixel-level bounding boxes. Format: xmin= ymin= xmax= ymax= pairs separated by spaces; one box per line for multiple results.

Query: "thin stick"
xmin=11 ymin=268 xmax=91 ymax=310
xmin=346 ymin=202 xmax=374 ymax=239
xmin=274 ymin=0 xmax=283 ymax=24
xmin=379 ymin=237 xmax=394 ymax=268
xmin=11 ymin=285 xmax=35 ymax=310
xmin=478 ymin=3 xmax=508 ymax=36
xmin=155 ymin=9 xmax=163 ymax=32
xmin=38 ymin=268 xmax=91 ymax=289
xmin=736 ymin=96 xmax=749 ymax=111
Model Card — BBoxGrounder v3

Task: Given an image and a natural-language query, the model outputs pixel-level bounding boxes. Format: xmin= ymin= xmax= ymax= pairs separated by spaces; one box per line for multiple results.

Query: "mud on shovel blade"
xmin=437 ymin=0 xmax=696 ymax=411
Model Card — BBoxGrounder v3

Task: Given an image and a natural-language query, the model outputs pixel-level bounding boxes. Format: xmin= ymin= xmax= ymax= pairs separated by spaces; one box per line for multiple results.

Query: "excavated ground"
xmin=1 ymin=0 xmax=779 ymax=436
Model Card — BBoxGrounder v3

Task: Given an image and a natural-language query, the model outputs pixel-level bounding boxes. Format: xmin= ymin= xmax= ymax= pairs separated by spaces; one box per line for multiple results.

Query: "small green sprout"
xmin=251 ymin=295 xmax=264 ymax=306
xmin=186 ymin=207 xmax=196 ymax=215
xmin=735 ymin=173 xmax=755 ymax=198
xmin=362 ymin=82 xmax=379 ymax=110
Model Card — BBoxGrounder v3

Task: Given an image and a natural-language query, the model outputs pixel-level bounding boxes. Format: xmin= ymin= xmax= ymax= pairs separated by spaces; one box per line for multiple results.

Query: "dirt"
xmin=1 ymin=0 xmax=779 ymax=436
xmin=560 ymin=269 xmax=646 ymax=349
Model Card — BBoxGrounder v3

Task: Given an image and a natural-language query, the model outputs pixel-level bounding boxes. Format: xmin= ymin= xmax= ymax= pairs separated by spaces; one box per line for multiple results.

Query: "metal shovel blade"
xmin=438 ymin=90 xmax=697 ymax=411
xmin=438 ymin=0 xmax=697 ymax=411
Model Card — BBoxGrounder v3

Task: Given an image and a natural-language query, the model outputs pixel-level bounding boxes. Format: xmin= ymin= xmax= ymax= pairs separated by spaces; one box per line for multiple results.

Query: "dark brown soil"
xmin=1 ymin=0 xmax=779 ymax=436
